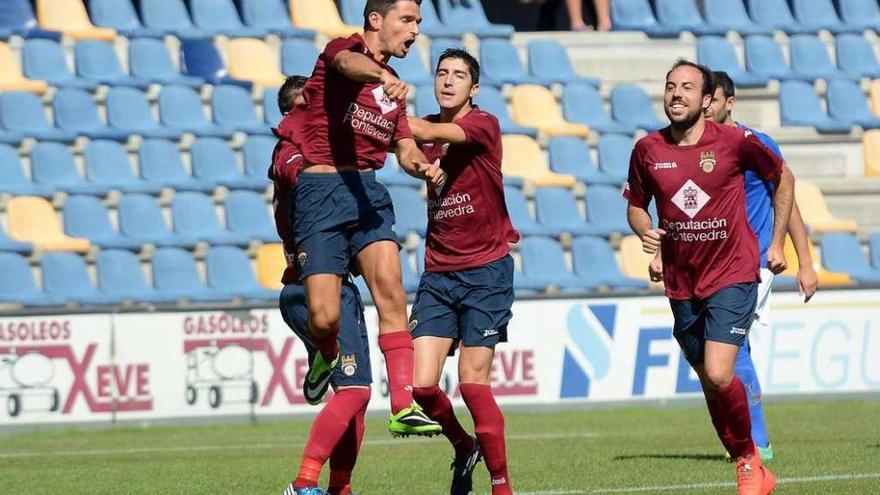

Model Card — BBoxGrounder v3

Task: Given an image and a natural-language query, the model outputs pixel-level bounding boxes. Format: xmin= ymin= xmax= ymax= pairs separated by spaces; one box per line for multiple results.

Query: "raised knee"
xmin=309 ymin=303 xmax=340 ymax=332
xmin=703 ymin=366 xmax=734 ymax=391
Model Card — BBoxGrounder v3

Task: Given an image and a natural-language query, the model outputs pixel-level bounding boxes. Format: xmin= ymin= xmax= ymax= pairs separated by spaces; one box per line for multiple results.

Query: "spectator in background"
xmin=537 ymin=0 xmax=611 ymax=32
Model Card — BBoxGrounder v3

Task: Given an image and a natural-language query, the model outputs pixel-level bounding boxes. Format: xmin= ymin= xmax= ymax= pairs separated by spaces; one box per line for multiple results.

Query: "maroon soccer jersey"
xmin=624 ymin=120 xmax=783 ymax=300
xmin=269 ymin=134 xmax=304 ymax=284
xmin=276 ymin=34 xmax=413 ymax=170
xmin=419 ymin=108 xmax=520 ymax=272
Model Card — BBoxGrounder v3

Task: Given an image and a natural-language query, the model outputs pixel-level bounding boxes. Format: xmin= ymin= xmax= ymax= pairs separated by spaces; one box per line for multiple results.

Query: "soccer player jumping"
xmin=275 ymin=0 xmax=444 ymax=437
xmin=625 ymin=60 xmax=794 ymax=495
xmin=407 ymin=49 xmax=519 ymax=495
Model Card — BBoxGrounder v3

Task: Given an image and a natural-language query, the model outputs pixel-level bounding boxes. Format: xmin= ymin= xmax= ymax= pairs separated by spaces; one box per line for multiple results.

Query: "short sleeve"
xmin=755 ymin=131 xmax=784 ymax=160
xmin=392 ymin=99 xmax=414 ymax=142
xmin=458 ymin=110 xmax=499 ymax=149
xmin=320 ymin=36 xmax=361 ymax=67
xmin=739 ymin=129 xmax=783 ymax=183
xmin=623 ymin=142 xmax=652 ymax=209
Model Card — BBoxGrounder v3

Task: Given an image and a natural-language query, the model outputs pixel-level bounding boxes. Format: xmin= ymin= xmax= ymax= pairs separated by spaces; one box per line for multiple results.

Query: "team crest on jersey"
xmin=371 ymin=85 xmax=398 ymax=114
xmin=700 ymin=151 xmax=716 ymax=173
xmin=672 ymin=179 xmax=711 ymax=219
xmin=340 ymin=354 xmax=357 ymax=376
xmin=296 ymin=246 xmax=308 ymax=267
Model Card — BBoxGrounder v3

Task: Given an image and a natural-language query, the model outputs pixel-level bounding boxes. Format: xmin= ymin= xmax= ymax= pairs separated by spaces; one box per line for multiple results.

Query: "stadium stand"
xmin=138 ymin=139 xmax=215 ymax=193
xmin=788 ymin=35 xmax=848 ymax=82
xmin=790 ymin=0 xmax=861 ymax=34
xmin=795 ymin=181 xmax=859 ymax=234
xmin=597 ymin=134 xmax=635 ymax=184
xmin=480 ymin=39 xmax=551 ymax=87
xmin=865 ymin=130 xmax=880 ymax=177
xmin=504 ymin=186 xmax=557 ymax=238
xmin=0 ymin=0 xmax=61 ymax=40
xmin=377 ymin=155 xmax=422 ymax=188
xmin=548 ymin=137 xmax=619 ymax=186
xmin=501 ymin=135 xmax=576 ymax=188
xmin=827 ymin=80 xmax=880 ymax=129
xmin=6 ymin=196 xmax=91 ymax=253
xmin=139 ymin=0 xmax=209 ymax=38
xmin=776 ymin=235 xmax=853 ymax=289
xmin=281 ymin=39 xmax=321 ymax=79
xmin=510 ymin=85 xmax=590 ymax=138
xmin=653 ymin=0 xmax=726 ymax=37
xmin=63 ymin=195 xmax=143 ymax=250
xmin=211 ymin=85 xmax=273 ymax=136
xmin=170 ymin=192 xmax=252 ymax=247
xmin=527 ymin=40 xmax=600 ymax=87
xmin=190 ymin=138 xmax=268 ymax=191
xmin=618 ymin=235 xmax=662 ymax=289
xmin=836 ymin=34 xmax=880 ymax=80
xmin=473 ymin=86 xmax=538 ymax=138
xmin=779 ymin=81 xmax=852 ymax=133
xmin=238 ymin=0 xmax=316 ymax=39
xmin=0 ymin=42 xmax=48 ymax=94
xmin=535 ymin=187 xmax=598 ymax=237
xmin=129 ymin=39 xmax=204 ymax=88
xmin=225 ymin=190 xmax=279 ymax=243
xmin=520 ymin=236 xmax=595 ymax=292
xmin=562 ymin=83 xmax=636 ymax=135
xmin=584 ymin=185 xmax=632 ymax=237
xmin=609 ymin=0 xmax=680 ymax=38
xmin=117 ymin=193 xmax=200 ymax=249
xmin=0 ymin=144 xmax=53 ymax=197
xmin=435 ymin=0 xmax=514 ymax=38
xmin=205 ymin=246 xmax=277 ymax=301
xmin=88 ymin=0 xmax=163 ymax=38
xmin=226 ymin=38 xmax=286 ymax=88
xmin=21 ymin=39 xmax=97 ymax=90
xmin=388 ymin=44 xmax=432 ymax=87
xmin=83 ymin=140 xmax=164 ymax=195
xmin=744 ymin=35 xmax=805 ymax=81
xmin=289 ymin=0 xmax=360 ymax=39
xmin=158 ymin=85 xmax=236 ymax=138
xmin=0 ymin=253 xmax=64 ymax=307
xmin=41 ymin=252 xmax=120 ymax=306
xmin=399 ymin=249 xmax=419 ymax=294
xmin=702 ymin=0 xmax=773 ymax=36
xmin=96 ymin=249 xmax=178 ymax=304
xmin=262 ymin=87 xmax=283 ymax=126
xmin=745 ymin=0 xmax=814 ymax=35
xmin=180 ymin=38 xmax=252 ymax=89
xmin=820 ymin=233 xmax=880 ymax=284
xmin=189 ymin=0 xmax=265 ymax=38
xmin=0 ymin=91 xmax=77 ymax=143
xmin=571 ymin=236 xmax=647 ymax=291
xmin=35 ymin=0 xmax=116 ymax=41
xmin=387 ymin=186 xmax=427 ymax=241
xmin=610 ymin=84 xmax=664 ymax=131
xmin=151 ymin=247 xmax=234 ymax=302
xmin=837 ymin=0 xmax=880 ymax=32
xmin=871 ymin=233 xmax=880 ymax=268
xmin=409 ymin=0 xmax=468 ymax=40
xmin=52 ymin=88 xmax=131 ymax=142
xmin=430 ymin=38 xmax=463 ymax=67
xmin=75 ymin=40 xmax=150 ymax=89
xmin=242 ymin=136 xmax=275 ymax=185
xmin=106 ymin=87 xmax=183 ymax=140
xmin=31 ymin=142 xmax=110 ymax=196
xmin=696 ymin=37 xmax=769 ymax=88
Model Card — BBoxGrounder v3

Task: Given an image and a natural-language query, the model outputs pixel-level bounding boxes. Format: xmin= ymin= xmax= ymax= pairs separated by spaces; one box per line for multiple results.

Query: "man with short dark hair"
xmin=278 ymin=75 xmax=309 ymax=115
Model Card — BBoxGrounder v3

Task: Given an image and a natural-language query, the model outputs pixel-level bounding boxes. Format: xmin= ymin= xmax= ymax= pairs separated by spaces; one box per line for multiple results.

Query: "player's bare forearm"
xmin=627 ymin=204 xmax=653 ymax=238
xmin=787 ymin=200 xmax=812 ymax=267
xmin=395 ymin=138 xmax=428 ymax=177
xmin=770 ymin=166 xmax=795 ymax=245
xmin=331 ymin=51 xmax=384 ymax=82
xmin=408 ymin=117 xmax=467 ymax=143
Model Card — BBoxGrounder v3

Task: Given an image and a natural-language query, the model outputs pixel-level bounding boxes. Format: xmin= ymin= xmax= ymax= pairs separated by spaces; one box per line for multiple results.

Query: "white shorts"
xmin=750 ymin=268 xmax=774 ymax=332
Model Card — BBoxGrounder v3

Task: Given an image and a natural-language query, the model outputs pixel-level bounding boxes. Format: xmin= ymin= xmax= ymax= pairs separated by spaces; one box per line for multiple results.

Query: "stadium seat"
xmin=205 ymin=246 xmax=277 ymax=300
xmin=827 ymin=80 xmax=880 ymax=129
xmin=171 ymin=192 xmax=251 ymax=246
xmin=263 ymin=87 xmax=283 ymax=126
xmin=0 ymin=253 xmax=65 ymax=306
xmin=88 ymin=0 xmax=163 ymax=38
xmin=138 ymin=139 xmax=215 ymax=193
xmin=96 ymin=249 xmax=177 ymax=304
xmin=238 ymin=0 xmax=315 ymax=38
xmin=596 ymin=134 xmax=633 ymax=184
xmin=35 ymin=0 xmax=116 ymax=41
xmin=415 ymin=84 xmax=439 ymax=116
xmin=191 ymin=138 xmax=267 ymax=191
xmin=225 ymin=38 xmax=286 ymax=88
xmin=158 ymin=85 xmax=236 ymax=138
xmin=562 ymin=83 xmax=636 ymax=135
xmin=744 ymin=35 xmax=806 ymax=81
xmin=0 ymin=91 xmax=77 ymax=142
xmin=289 ymin=0 xmax=360 ymax=39
xmin=412 ymin=0 xmax=468 ymax=39
xmin=189 ymin=0 xmax=265 ymax=37
xmin=618 ymin=235 xmax=662 ymax=288
xmin=585 ymin=185 xmax=634 ymax=236
xmin=387 ymin=186 xmax=427 ymax=240
xmin=480 ymin=39 xmax=550 ymax=87
xmin=429 ymin=38 xmax=464 ymax=69
xmin=837 ymin=0 xmax=880 ymax=32
xmin=21 ymin=39 xmax=97 ymax=90
xmin=377 ymin=154 xmax=422 ymax=188
xmin=609 ymin=0 xmax=680 ymax=38
xmin=139 ymin=0 xmax=210 ymax=38
xmin=225 ymin=190 xmax=278 ymax=243
xmin=702 ymin=0 xmax=773 ymax=36
xmin=696 ymin=37 xmax=769 ymax=88
xmin=399 ymin=249 xmax=419 ymax=294
xmin=548 ymin=137 xmax=619 ymax=186
xmin=117 ymin=193 xmax=199 ymax=248
xmin=502 ymin=135 xmax=576 ymax=188
xmin=864 ymin=130 xmax=880 ymax=177
xmin=534 ymin=188 xmax=599 ymax=237
xmin=180 ymin=38 xmax=252 ymax=89
xmin=571 ymin=236 xmax=648 ymax=290
xmin=820 ymin=233 xmax=880 ymax=285
xmin=0 ymin=42 xmax=48 ymax=94
xmin=42 ymin=252 xmax=121 ymax=305
xmin=745 ymin=0 xmax=814 ymax=35
xmin=83 ymin=140 xmax=164 ymax=195
xmin=520 ymin=236 xmax=596 ymax=291
xmin=0 ymin=144 xmax=53 ymax=197
xmin=0 ymin=0 xmax=61 ymax=40
xmin=779 ymin=81 xmax=852 ymax=133
xmin=129 ymin=38 xmax=204 ymax=88
xmin=472 ymin=86 xmax=538 ymax=138
xmin=74 ymin=40 xmax=150 ymax=89
xmin=435 ymin=0 xmax=515 ymax=38
xmin=281 ymin=39 xmax=320 ymax=79
xmin=870 ymin=233 xmax=880 ymax=268
xmin=6 ymin=196 xmax=91 ymax=252
xmin=610 ymin=85 xmax=664 ymax=131
xmin=510 ymin=85 xmax=590 ymax=138
xmin=653 ymin=0 xmax=726 ymax=36
xmin=389 ymin=43 xmax=432 ymax=87
xmin=31 ymin=142 xmax=110 ymax=196
xmin=795 ymin=181 xmax=859 ymax=233
xmin=872 ymin=81 xmax=880 ymax=115
xmin=504 ymin=186 xmax=556 ymax=237
xmin=152 ymin=247 xmax=234 ymax=302
xmin=791 ymin=0 xmax=860 ymax=35
xmin=255 ymin=243 xmax=285 ymax=290
xmin=105 ymin=87 xmax=182 ymax=140
xmin=63 ymin=195 xmax=142 ymax=250
xmin=212 ymin=85 xmax=272 ymax=136
xmin=0 ymin=220 xmax=33 ymax=254
xmin=788 ymin=35 xmax=848 ymax=82
xmin=52 ymin=88 xmax=131 ymax=141
xmin=779 ymin=233 xmax=852 ymax=288
xmin=835 ymin=34 xmax=880 ymax=80
xmin=242 ymin=135 xmax=275 ymax=185
xmin=0 ymin=127 xmax=24 ymax=147
xmin=527 ymin=40 xmax=600 ymax=87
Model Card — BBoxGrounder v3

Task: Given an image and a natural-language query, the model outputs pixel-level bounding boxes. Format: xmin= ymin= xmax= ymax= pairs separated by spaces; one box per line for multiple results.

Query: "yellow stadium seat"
xmin=501 ymin=135 xmax=576 ymax=188
xmin=226 ymin=38 xmax=286 ymax=88
xmin=864 ymin=130 xmax=880 ymax=177
xmin=781 ymin=234 xmax=851 ymax=287
xmin=256 ymin=243 xmax=285 ymax=290
xmin=794 ymin=180 xmax=858 ymax=234
xmin=290 ymin=0 xmax=361 ymax=39
xmin=870 ymin=80 xmax=880 ymax=116
xmin=510 ymin=85 xmax=590 ymax=138
xmin=36 ymin=0 xmax=116 ymax=41
xmin=7 ymin=197 xmax=91 ymax=253
xmin=619 ymin=235 xmax=663 ymax=290
xmin=0 ymin=43 xmax=48 ymax=94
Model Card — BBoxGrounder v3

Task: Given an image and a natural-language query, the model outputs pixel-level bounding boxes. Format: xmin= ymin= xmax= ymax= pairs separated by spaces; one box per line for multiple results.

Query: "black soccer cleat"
xmin=450 ymin=437 xmax=482 ymax=495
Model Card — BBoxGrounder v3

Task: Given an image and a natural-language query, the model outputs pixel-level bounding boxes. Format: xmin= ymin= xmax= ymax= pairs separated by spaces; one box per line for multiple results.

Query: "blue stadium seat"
xmin=820 ymin=233 xmax=880 ymax=284
xmin=504 ymin=186 xmax=555 ymax=237
xmin=0 ymin=0 xmax=61 ymax=40
xmin=138 ymin=139 xmax=215 ymax=193
xmin=597 ymin=134 xmax=633 ymax=184
xmin=527 ymin=40 xmax=600 ymax=87
xmin=548 ymin=137 xmax=619 ymax=186
xmin=190 ymin=0 xmax=265 ymax=37
xmin=377 ymin=154 xmax=422 ymax=188
xmin=534 ymin=188 xmax=599 ymax=237
xmin=779 ymin=81 xmax=852 ymax=133
xmin=158 ymin=85 xmax=236 ymax=138
xmin=399 ymin=249 xmax=419 ymax=294
xmin=0 ymin=130 xmax=23 ymax=147
xmin=387 ymin=186 xmax=426 ymax=240
xmin=585 ymin=185 xmax=632 ymax=236
xmin=75 ymin=41 xmax=151 ymax=89
xmin=745 ymin=0 xmax=814 ymax=35
xmin=42 ymin=253 xmax=120 ymax=306
xmin=152 ymin=247 xmax=234 ymax=302
xmin=835 ymin=34 xmax=880 ymax=80
xmin=653 ymin=0 xmax=726 ymax=36
xmin=826 ymin=80 xmax=880 ymax=130
xmin=84 ymin=140 xmax=164 ymax=195
xmin=389 ymin=44 xmax=432 ymax=87
xmin=789 ymin=35 xmax=848 ymax=82
xmin=415 ymin=84 xmax=439 ymax=117
xmin=609 ymin=0 xmax=681 ymax=37
xmin=435 ymin=0 xmax=515 ymax=38
xmin=95 ymin=249 xmax=177 ymax=304
xmin=702 ymin=0 xmax=773 ymax=36
xmin=744 ymin=35 xmax=806 ymax=81
xmin=473 ymin=85 xmax=538 ymax=138
xmin=837 ymin=0 xmax=880 ymax=32
xmin=339 ymin=0 xmax=368 ymax=27
xmin=225 ymin=190 xmax=278 ymax=242
xmin=180 ymin=38 xmax=252 ymax=89
xmin=205 ymin=246 xmax=276 ymax=300
xmin=191 ymin=137 xmax=267 ymax=191
xmin=117 ymin=193 xmax=200 ymax=248
xmin=105 ymin=87 xmax=183 ymax=140
xmin=520 ymin=236 xmax=596 ymax=291
xmin=571 ymin=236 xmax=648 ymax=290
xmin=562 ymin=83 xmax=636 ymax=135
xmin=429 ymin=39 xmax=463 ymax=69
xmin=0 ymin=253 xmax=63 ymax=306
xmin=697 ymin=36 xmax=769 ymax=88
xmin=31 ymin=142 xmax=110 ymax=195
xmin=88 ymin=0 xmax=163 ymax=38
xmin=263 ymin=86 xmax=283 ymax=126
xmin=52 ymin=88 xmax=131 ymax=141
xmin=280 ymin=39 xmax=320 ymax=78
xmin=139 ymin=0 xmax=210 ymax=38
xmin=414 ymin=238 xmax=426 ymax=274
xmin=0 ymin=221 xmax=32 ymax=254
xmin=415 ymin=0 xmax=468 ymax=39
xmin=238 ymin=0 xmax=315 ymax=38
xmin=211 ymin=85 xmax=272 ymax=136
xmin=22 ymin=39 xmax=96 ymax=90
xmin=351 ymin=275 xmax=373 ymax=304
xmin=790 ymin=0 xmax=860 ymax=35
xmin=129 ymin=38 xmax=204 ymax=88
xmin=0 ymin=144 xmax=53 ymax=197
xmin=242 ymin=135 xmax=274 ymax=185
xmin=610 ymin=85 xmax=663 ymax=131
xmin=63 ymin=195 xmax=143 ymax=250
xmin=0 ymin=91 xmax=77 ymax=142
xmin=480 ymin=39 xmax=550 ymax=87
xmin=171 ymin=191 xmax=251 ymax=246
xmin=870 ymin=233 xmax=880 ymax=268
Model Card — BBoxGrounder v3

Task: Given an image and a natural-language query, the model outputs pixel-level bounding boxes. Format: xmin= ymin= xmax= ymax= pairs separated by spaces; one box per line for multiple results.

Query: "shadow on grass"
xmin=614 ymin=453 xmax=727 ymax=462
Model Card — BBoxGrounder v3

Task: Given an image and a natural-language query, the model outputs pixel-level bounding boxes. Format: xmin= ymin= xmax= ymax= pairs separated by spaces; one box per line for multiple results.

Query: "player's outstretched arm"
xmin=767 ymin=166 xmax=795 ymax=274
xmin=787 ymin=199 xmax=819 ymax=302
xmin=396 ymin=137 xmax=447 ymax=188
xmin=627 ymin=204 xmax=665 ymax=254
xmin=331 ymin=52 xmax=408 ymax=100
xmin=408 ymin=117 xmax=467 ymax=144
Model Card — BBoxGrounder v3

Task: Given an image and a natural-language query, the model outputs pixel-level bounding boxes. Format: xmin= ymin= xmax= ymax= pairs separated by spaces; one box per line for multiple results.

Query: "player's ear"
xmin=469 ymin=83 xmax=479 ymax=100
xmin=367 ymin=11 xmax=383 ymax=31
xmin=701 ymin=92 xmax=712 ymax=110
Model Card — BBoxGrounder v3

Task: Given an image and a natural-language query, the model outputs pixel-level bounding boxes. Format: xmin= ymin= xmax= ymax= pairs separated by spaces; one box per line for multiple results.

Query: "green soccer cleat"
xmin=757 ymin=444 xmax=774 ymax=462
xmin=388 ymin=403 xmax=443 ymax=437
xmin=303 ymin=351 xmax=338 ymax=405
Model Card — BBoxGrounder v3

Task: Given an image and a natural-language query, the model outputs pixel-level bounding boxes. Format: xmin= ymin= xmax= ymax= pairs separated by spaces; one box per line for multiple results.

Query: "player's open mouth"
xmin=403 ymin=39 xmax=415 ymax=53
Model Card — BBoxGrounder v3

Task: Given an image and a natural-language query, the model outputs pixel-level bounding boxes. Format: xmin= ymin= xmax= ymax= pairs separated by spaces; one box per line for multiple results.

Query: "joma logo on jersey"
xmin=653 ymin=161 xmax=678 ymax=170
